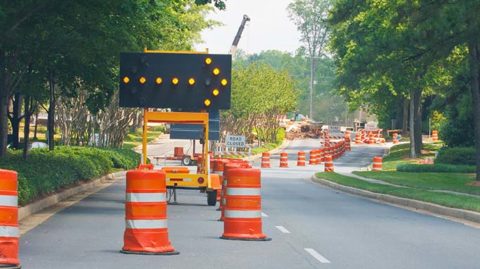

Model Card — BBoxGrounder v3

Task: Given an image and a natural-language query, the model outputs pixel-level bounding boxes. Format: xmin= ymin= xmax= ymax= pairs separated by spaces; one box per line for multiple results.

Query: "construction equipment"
xmin=229 ymin=15 xmax=250 ymax=57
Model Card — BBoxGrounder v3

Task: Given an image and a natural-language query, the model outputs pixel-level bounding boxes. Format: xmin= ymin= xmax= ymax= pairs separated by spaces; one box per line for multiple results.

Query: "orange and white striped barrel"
xmin=372 ymin=156 xmax=383 ymax=171
xmin=324 ymin=155 xmax=334 ymax=172
xmin=308 ymin=150 xmax=317 ymax=165
xmin=122 ymin=170 xmax=178 ymax=255
xmin=432 ymin=130 xmax=439 ymax=142
xmin=317 ymin=148 xmax=324 ymax=163
xmin=279 ymin=152 xmax=288 ymax=168
xmin=297 ymin=151 xmax=306 ymax=166
xmin=212 ymin=159 xmax=227 ymax=201
xmin=355 ymin=132 xmax=362 ymax=144
xmin=261 ymin=152 xmax=271 ymax=168
xmin=0 ymin=170 xmax=20 ymax=268
xmin=220 ymin=162 xmax=249 ymax=221
xmin=221 ymin=168 xmax=270 ymax=241
xmin=392 ymin=132 xmax=399 ymax=144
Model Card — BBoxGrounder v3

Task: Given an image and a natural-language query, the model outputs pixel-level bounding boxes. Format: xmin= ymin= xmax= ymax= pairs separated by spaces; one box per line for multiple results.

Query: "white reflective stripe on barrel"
xmin=126 ymin=193 xmax=166 ymax=203
xmin=224 ymin=210 xmax=262 ymax=218
xmin=227 ymin=188 xmax=261 ymax=196
xmin=0 ymin=226 xmax=19 ymax=237
xmin=0 ymin=195 xmax=17 ymax=207
xmin=126 ymin=219 xmax=167 ymax=229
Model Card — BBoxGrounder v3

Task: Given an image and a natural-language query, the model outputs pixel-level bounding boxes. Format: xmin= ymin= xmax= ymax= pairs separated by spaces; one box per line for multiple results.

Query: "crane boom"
xmin=229 ymin=15 xmax=250 ymax=56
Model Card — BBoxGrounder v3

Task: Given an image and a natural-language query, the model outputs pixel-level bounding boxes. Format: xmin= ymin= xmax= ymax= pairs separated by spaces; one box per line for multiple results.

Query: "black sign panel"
xmin=170 ymin=110 xmax=220 ymax=141
xmin=119 ymin=52 xmax=231 ymax=110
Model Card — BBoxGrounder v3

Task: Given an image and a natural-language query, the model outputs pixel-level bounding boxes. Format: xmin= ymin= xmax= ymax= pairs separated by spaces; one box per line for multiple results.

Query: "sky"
xmin=195 ymin=0 xmax=302 ymax=55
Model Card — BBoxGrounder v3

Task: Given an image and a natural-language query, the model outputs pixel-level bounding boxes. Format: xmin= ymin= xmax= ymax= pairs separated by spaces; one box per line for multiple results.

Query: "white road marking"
xmin=275 ymin=226 xmax=291 ymax=234
xmin=304 ymin=248 xmax=331 ymax=264
xmin=261 ymin=212 xmax=269 ymax=217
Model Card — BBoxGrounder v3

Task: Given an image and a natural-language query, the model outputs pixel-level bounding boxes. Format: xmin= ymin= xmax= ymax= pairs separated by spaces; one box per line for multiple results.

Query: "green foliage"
xmin=0 ymin=147 xmax=140 ymax=205
xmin=396 ymin=164 xmax=475 ymax=173
xmin=436 ymin=147 xmax=476 ymax=166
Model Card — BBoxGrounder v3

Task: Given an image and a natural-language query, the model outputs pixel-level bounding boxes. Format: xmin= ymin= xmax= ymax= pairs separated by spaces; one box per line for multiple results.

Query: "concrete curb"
xmin=19 ymin=171 xmax=126 ymax=221
xmin=311 ymin=174 xmax=480 ymax=225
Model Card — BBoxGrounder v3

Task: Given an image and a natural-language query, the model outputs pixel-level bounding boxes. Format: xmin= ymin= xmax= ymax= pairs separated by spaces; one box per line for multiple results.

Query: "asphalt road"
xmin=19 ymin=139 xmax=480 ymax=268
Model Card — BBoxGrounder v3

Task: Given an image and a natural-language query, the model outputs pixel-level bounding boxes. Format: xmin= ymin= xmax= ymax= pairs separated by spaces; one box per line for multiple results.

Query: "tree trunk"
xmin=402 ymin=98 xmax=409 ymax=135
xmin=409 ymin=89 xmax=416 ymax=158
xmin=413 ymin=88 xmax=423 ymax=156
xmin=33 ymin=112 xmax=38 ymax=139
xmin=0 ymin=49 xmax=7 ymax=157
xmin=23 ymin=96 xmax=32 ymax=160
xmin=47 ymin=75 xmax=55 ymax=151
xmin=469 ymin=41 xmax=480 ymax=181
xmin=10 ymin=93 xmax=22 ymax=149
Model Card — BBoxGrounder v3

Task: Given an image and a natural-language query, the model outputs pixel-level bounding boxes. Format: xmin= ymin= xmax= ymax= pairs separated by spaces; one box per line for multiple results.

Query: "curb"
xmin=19 ymin=171 xmax=126 ymax=221
xmin=311 ymin=174 xmax=480 ymax=225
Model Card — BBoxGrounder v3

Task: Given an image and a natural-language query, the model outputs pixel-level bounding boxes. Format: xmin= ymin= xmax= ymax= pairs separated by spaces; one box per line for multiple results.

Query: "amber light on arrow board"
xmin=212 ymin=67 xmax=220 ymax=76
xmin=188 ymin=78 xmax=196 ymax=86
xmin=123 ymin=76 xmax=130 ymax=84
xmin=220 ymin=78 xmax=228 ymax=86
xmin=139 ymin=76 xmax=147 ymax=84
xmin=155 ymin=77 xmax=163 ymax=85
xmin=205 ymin=57 xmax=212 ymax=65
xmin=204 ymin=98 xmax=211 ymax=107
xmin=172 ymin=77 xmax=179 ymax=85
xmin=212 ymin=89 xmax=220 ymax=96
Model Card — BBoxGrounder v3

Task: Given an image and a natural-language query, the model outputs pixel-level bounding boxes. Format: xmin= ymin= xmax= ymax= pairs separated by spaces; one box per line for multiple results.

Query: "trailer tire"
xmin=181 ymin=155 xmax=192 ymax=166
xmin=207 ymin=190 xmax=217 ymax=206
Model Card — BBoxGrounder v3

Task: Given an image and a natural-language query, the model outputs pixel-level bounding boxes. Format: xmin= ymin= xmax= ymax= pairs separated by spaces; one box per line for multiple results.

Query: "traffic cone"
xmin=432 ymin=130 xmax=439 ymax=142
xmin=221 ymin=168 xmax=270 ymax=241
xmin=261 ymin=152 xmax=271 ymax=168
xmin=122 ymin=170 xmax=178 ymax=255
xmin=0 ymin=169 xmax=21 ymax=269
xmin=372 ymin=156 xmax=383 ymax=171
xmin=279 ymin=152 xmax=289 ymax=168
xmin=297 ymin=151 xmax=306 ymax=166
xmin=324 ymin=155 xmax=334 ymax=172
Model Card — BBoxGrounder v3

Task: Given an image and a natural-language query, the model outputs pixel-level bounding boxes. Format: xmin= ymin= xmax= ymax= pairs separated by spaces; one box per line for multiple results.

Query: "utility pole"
xmin=309 ymin=57 xmax=314 ymax=120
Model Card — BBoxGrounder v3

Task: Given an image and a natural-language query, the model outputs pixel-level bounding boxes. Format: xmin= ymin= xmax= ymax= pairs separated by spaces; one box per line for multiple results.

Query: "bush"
xmin=435 ymin=147 xmax=476 ymax=165
xmin=0 ymin=147 xmax=140 ymax=205
xmin=397 ymin=163 xmax=476 ymax=173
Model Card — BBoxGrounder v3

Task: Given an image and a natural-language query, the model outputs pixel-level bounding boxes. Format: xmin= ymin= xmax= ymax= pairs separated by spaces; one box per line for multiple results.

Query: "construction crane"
xmin=229 ymin=15 xmax=250 ymax=56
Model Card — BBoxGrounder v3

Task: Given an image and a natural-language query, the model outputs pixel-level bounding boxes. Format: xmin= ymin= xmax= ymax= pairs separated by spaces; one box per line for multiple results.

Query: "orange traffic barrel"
xmin=355 ymin=132 xmax=362 ymax=144
xmin=219 ymin=162 xmax=249 ymax=221
xmin=221 ymin=168 xmax=270 ymax=241
xmin=212 ymin=160 xmax=228 ymax=201
xmin=345 ymin=139 xmax=351 ymax=151
xmin=308 ymin=150 xmax=317 ymax=165
xmin=297 ymin=151 xmax=306 ymax=166
xmin=122 ymin=170 xmax=178 ymax=255
xmin=317 ymin=148 xmax=324 ymax=164
xmin=279 ymin=152 xmax=288 ymax=168
xmin=173 ymin=147 xmax=184 ymax=158
xmin=432 ymin=130 xmax=439 ymax=142
xmin=324 ymin=155 xmax=334 ymax=172
xmin=261 ymin=152 xmax=271 ymax=168
xmin=138 ymin=163 xmax=154 ymax=170
xmin=372 ymin=156 xmax=383 ymax=171
xmin=0 ymin=170 xmax=21 ymax=268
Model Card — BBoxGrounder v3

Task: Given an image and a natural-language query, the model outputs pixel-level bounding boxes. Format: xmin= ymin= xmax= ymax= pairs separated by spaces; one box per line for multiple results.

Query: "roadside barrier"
xmin=432 ymin=130 xmax=439 ymax=142
xmin=279 ymin=152 xmax=289 ymax=168
xmin=138 ymin=163 xmax=154 ymax=170
xmin=0 ymin=169 xmax=21 ymax=268
xmin=297 ymin=151 xmax=306 ymax=166
xmin=122 ymin=170 xmax=178 ymax=255
xmin=221 ymin=168 xmax=270 ymax=241
xmin=261 ymin=152 xmax=271 ymax=168
xmin=372 ymin=156 xmax=383 ymax=171
xmin=324 ymin=155 xmax=334 ymax=172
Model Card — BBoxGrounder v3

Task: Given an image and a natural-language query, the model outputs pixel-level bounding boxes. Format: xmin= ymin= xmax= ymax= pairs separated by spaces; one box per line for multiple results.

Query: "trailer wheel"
xmin=207 ymin=190 xmax=217 ymax=206
xmin=181 ymin=155 xmax=191 ymax=166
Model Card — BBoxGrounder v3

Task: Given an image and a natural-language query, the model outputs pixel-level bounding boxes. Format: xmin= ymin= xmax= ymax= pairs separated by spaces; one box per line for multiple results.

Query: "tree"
xmin=288 ymin=0 xmax=331 ymax=120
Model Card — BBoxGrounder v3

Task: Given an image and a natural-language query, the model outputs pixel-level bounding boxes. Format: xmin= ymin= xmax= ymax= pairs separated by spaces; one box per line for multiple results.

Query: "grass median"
xmin=314 ymin=172 xmax=480 ymax=213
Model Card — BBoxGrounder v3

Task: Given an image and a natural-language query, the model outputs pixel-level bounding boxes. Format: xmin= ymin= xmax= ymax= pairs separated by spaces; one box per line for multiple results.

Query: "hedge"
xmin=0 ymin=147 xmax=141 ymax=205
xmin=435 ymin=147 xmax=475 ymax=166
xmin=397 ymin=163 xmax=476 ymax=173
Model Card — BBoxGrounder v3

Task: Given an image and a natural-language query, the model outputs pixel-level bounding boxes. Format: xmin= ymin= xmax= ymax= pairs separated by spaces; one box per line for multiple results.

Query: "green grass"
xmin=315 ymin=172 xmax=480 ymax=212
xmin=382 ymin=143 xmax=443 ymax=171
xmin=396 ymin=163 xmax=476 ymax=173
xmin=354 ymin=171 xmax=479 ymax=195
xmin=123 ymin=126 xmax=165 ymax=150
